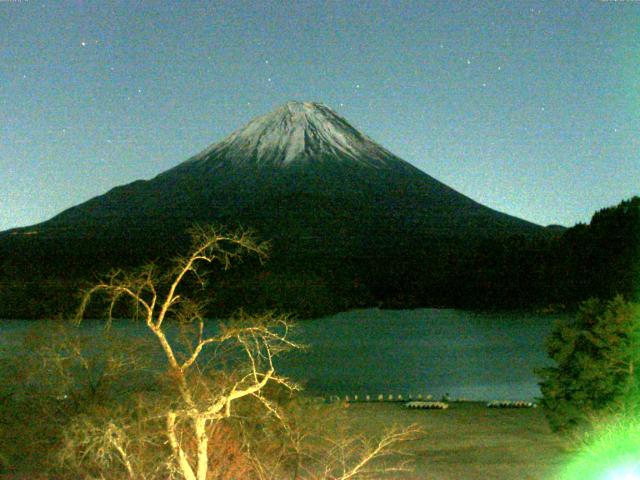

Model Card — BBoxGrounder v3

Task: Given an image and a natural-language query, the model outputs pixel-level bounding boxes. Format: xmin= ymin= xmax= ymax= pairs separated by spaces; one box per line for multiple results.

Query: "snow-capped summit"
xmin=22 ymin=100 xmax=543 ymax=257
xmin=185 ymin=101 xmax=399 ymax=168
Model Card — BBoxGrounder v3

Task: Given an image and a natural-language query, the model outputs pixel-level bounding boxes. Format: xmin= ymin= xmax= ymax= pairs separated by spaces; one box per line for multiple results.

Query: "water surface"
xmin=276 ymin=308 xmax=560 ymax=401
xmin=0 ymin=308 xmax=562 ymax=401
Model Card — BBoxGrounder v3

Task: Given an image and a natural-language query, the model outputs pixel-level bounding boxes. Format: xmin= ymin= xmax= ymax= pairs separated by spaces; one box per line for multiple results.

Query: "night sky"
xmin=2 ymin=0 xmax=638 ymax=231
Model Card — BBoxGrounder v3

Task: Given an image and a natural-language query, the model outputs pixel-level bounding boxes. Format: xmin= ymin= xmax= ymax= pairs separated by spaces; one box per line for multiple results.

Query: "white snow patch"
xmin=189 ymin=101 xmax=400 ymax=168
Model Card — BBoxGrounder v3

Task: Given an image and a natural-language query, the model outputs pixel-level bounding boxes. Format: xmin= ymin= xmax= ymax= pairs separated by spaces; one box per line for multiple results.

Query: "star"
xmin=355 ymin=84 xmax=360 ymax=89
xmin=482 ymin=82 xmax=487 ymax=88
xmin=81 ymin=41 xmax=87 ymax=47
xmin=466 ymin=59 xmax=471 ymax=65
xmin=267 ymin=78 xmax=272 ymax=82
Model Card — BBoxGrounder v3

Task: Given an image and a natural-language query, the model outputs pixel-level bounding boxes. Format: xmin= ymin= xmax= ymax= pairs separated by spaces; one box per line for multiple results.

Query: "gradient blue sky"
xmin=1 ymin=0 xmax=638 ymax=230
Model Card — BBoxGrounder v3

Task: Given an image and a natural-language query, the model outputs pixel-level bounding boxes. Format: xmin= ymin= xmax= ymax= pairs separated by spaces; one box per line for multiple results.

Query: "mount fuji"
xmin=23 ymin=101 xmax=539 ymax=242
xmin=1 ymin=101 xmax=546 ymax=316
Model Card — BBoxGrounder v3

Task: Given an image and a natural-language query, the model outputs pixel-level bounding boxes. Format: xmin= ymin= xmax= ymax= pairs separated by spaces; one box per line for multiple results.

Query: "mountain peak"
xmin=281 ymin=100 xmax=325 ymax=113
xmin=186 ymin=101 xmax=399 ymax=169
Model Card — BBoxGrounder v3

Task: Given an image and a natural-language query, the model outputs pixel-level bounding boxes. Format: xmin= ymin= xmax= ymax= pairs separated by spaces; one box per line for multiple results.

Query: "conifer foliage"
xmin=537 ymin=296 xmax=640 ymax=432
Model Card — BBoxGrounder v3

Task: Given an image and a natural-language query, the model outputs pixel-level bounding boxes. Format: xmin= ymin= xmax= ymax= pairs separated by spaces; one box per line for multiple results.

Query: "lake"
xmin=0 ymin=308 xmax=562 ymax=402
xmin=278 ymin=308 xmax=561 ymax=402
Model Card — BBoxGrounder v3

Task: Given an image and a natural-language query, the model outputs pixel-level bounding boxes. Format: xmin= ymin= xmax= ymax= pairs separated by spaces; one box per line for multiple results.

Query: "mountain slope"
xmin=29 ymin=101 xmax=539 ymax=246
xmin=0 ymin=101 xmax=547 ymax=317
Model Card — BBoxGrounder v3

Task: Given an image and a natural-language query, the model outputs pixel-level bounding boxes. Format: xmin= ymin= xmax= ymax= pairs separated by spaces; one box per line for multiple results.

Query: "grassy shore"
xmin=343 ymin=401 xmax=570 ymax=480
xmin=0 ymin=398 xmax=571 ymax=479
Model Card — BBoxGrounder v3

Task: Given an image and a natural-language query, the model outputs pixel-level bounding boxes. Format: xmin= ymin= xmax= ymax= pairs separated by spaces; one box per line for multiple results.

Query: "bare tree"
xmin=75 ymin=225 xmax=421 ymax=480
xmin=76 ymin=226 xmax=301 ymax=480
xmin=251 ymin=398 xmax=421 ymax=480
xmin=317 ymin=424 xmax=421 ymax=480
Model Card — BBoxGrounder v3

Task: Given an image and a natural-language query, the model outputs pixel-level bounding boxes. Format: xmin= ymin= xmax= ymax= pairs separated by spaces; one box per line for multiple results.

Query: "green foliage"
xmin=537 ymin=296 xmax=640 ymax=433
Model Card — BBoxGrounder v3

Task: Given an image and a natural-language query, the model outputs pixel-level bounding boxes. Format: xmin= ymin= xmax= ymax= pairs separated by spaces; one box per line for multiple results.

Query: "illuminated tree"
xmin=537 ymin=296 xmax=640 ymax=433
xmin=74 ymin=225 xmax=419 ymax=480
xmin=75 ymin=226 xmax=296 ymax=480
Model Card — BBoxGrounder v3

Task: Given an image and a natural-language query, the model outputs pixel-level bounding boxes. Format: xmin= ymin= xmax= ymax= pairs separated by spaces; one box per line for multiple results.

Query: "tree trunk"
xmin=195 ymin=417 xmax=209 ymax=480
xmin=167 ymin=412 xmax=197 ymax=480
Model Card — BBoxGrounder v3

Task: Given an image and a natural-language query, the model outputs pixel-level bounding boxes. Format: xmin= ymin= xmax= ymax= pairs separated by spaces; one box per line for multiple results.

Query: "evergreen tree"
xmin=537 ymin=296 xmax=640 ymax=432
